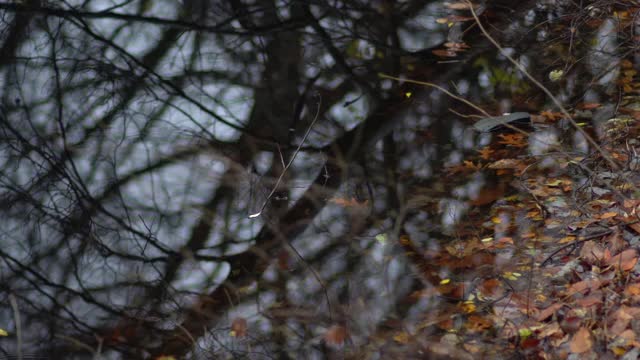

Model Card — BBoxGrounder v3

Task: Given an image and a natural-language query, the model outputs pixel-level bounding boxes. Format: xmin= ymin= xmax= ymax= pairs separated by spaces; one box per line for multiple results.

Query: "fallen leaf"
xmin=625 ymin=283 xmax=640 ymax=296
xmin=566 ymin=278 xmax=603 ymax=297
xmin=598 ymin=211 xmax=618 ymax=219
xmin=324 ymin=325 xmax=348 ymax=346
xmin=497 ymin=133 xmax=527 ymax=147
xmin=477 ymin=146 xmax=494 ymax=160
xmin=465 ymin=315 xmax=493 ymax=332
xmin=606 ymin=249 xmax=638 ymax=271
xmin=569 ymin=327 xmax=593 ymax=353
xmin=578 ymin=103 xmax=601 ymax=110
xmin=230 ymin=317 xmax=248 ymax=338
xmin=432 ymin=49 xmax=458 ymax=58
xmin=536 ymin=303 xmax=564 ymax=322
xmin=575 ymin=293 xmax=603 ymax=307
xmin=393 ymin=331 xmax=410 ymax=344
xmin=604 ymin=227 xmax=625 ymax=254
xmin=579 ymin=241 xmax=606 ymax=263
xmin=488 ymin=158 xmax=523 ymax=169
xmin=444 ymin=1 xmax=475 ymax=10
xmin=628 ymin=222 xmax=640 ymax=235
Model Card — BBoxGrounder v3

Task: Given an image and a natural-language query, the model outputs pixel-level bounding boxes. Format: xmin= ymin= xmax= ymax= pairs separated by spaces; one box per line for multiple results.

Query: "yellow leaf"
xmin=503 ymin=272 xmax=521 ymax=281
xmin=375 ymin=233 xmax=387 ymax=243
xmin=612 ymin=347 xmax=626 ymax=356
xmin=518 ymin=328 xmax=532 ymax=339
xmin=548 ymin=69 xmax=564 ymax=82
xmin=0 ymin=329 xmax=8 ymax=336
xmin=461 ymin=301 xmax=476 ymax=313
xmin=393 ymin=332 xmax=410 ymax=344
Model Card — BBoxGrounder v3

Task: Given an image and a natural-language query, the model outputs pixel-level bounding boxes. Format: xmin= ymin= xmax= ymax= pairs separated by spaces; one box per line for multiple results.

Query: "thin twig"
xmin=9 ymin=294 xmax=21 ymax=360
xmin=248 ymin=96 xmax=322 ymax=219
xmin=378 ymin=73 xmax=532 ymax=136
xmin=378 ymin=73 xmax=491 ymax=117
xmin=540 ymin=229 xmax=613 ymax=266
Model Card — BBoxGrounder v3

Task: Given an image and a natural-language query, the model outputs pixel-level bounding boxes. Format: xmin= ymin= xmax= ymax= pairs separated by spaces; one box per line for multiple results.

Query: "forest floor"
xmin=386 ymin=104 xmax=640 ymax=359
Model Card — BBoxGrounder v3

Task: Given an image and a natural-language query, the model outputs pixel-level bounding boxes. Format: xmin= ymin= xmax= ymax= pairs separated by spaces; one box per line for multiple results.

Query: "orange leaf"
xmin=330 ymin=197 xmax=367 ymax=208
xmin=432 ymin=49 xmax=458 ymax=58
xmin=230 ymin=317 xmax=248 ymax=338
xmin=540 ymin=110 xmax=563 ymax=121
xmin=324 ymin=324 xmax=348 ymax=346
xmin=606 ymin=249 xmax=638 ymax=271
xmin=598 ymin=211 xmax=618 ymax=219
xmin=625 ymin=283 xmax=640 ymax=296
xmin=536 ymin=303 xmax=564 ymax=322
xmin=465 ymin=315 xmax=493 ymax=332
xmin=463 ymin=160 xmax=482 ymax=170
xmin=566 ymin=279 xmax=603 ymax=296
xmin=497 ymin=133 xmax=527 ymax=147
xmin=570 ymin=327 xmax=593 ymax=354
xmin=476 ymin=146 xmax=494 ymax=160
xmin=478 ymin=278 xmax=502 ymax=297
xmin=578 ymin=103 xmax=601 ymax=110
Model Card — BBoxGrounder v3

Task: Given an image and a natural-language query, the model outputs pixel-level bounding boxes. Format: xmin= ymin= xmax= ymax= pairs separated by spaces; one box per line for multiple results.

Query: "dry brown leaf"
xmin=330 ymin=197 xmax=368 ymax=208
xmin=609 ymin=307 xmax=640 ymax=335
xmin=575 ymin=293 xmax=603 ymax=307
xmin=477 ymin=146 xmax=494 ymax=160
xmin=469 ymin=183 xmax=506 ymax=206
xmin=566 ymin=279 xmax=603 ymax=297
xmin=465 ymin=315 xmax=493 ymax=333
xmin=578 ymin=103 xmax=601 ymax=110
xmin=541 ymin=110 xmax=563 ymax=121
xmin=478 ymin=278 xmax=502 ymax=298
xmin=230 ymin=317 xmax=248 ymax=338
xmin=393 ymin=331 xmax=410 ymax=344
xmin=628 ymin=222 xmax=640 ymax=235
xmin=606 ymin=248 xmax=638 ymax=271
xmin=432 ymin=49 xmax=458 ymax=58
xmin=536 ymin=303 xmax=564 ymax=322
xmin=538 ymin=322 xmax=563 ymax=338
xmin=444 ymin=1 xmax=475 ymax=10
xmin=324 ymin=324 xmax=348 ymax=346
xmin=488 ymin=158 xmax=522 ymax=169
xmin=604 ymin=227 xmax=625 ymax=254
xmin=569 ymin=327 xmax=593 ymax=353
xmin=579 ymin=241 xmax=606 ymax=263
xmin=624 ymin=283 xmax=640 ymax=296
xmin=497 ymin=133 xmax=527 ymax=147
xmin=598 ymin=211 xmax=618 ymax=219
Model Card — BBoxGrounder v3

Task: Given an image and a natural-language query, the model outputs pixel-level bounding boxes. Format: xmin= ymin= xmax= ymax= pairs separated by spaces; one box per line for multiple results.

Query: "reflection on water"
xmin=0 ymin=0 xmax=634 ymax=359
